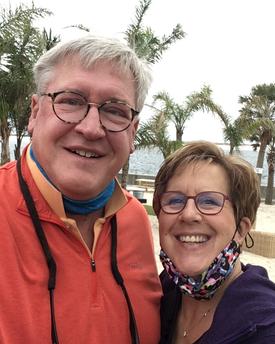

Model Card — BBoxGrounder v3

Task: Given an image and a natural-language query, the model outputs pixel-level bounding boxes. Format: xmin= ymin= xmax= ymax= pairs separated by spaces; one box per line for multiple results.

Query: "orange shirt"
xmin=0 ymin=146 xmax=162 ymax=343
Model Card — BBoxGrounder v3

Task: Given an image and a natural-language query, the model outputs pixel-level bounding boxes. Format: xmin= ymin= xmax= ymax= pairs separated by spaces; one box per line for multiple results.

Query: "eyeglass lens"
xmin=52 ymin=92 xmax=133 ymax=132
xmin=160 ymin=191 xmax=226 ymax=215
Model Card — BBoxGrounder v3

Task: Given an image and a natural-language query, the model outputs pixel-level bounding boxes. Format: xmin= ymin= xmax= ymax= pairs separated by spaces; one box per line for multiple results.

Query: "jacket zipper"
xmin=91 ymin=258 xmax=96 ymax=272
xmin=90 ymin=217 xmax=107 ymax=272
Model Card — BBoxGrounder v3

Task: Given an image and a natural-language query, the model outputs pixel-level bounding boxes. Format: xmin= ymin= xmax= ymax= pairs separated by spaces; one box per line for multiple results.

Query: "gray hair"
xmin=33 ymin=35 xmax=152 ymax=111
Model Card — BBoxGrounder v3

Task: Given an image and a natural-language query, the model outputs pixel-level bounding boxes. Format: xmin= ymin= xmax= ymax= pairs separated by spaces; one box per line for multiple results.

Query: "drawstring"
xmin=245 ymin=232 xmax=254 ymax=248
xmin=16 ymin=158 xmax=139 ymax=344
xmin=234 ymin=221 xmax=255 ymax=249
xmin=110 ymin=216 xmax=140 ymax=344
xmin=17 ymin=158 xmax=59 ymax=344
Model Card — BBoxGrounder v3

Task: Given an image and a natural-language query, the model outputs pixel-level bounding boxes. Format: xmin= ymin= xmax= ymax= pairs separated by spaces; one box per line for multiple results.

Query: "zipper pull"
xmin=91 ymin=259 xmax=96 ymax=272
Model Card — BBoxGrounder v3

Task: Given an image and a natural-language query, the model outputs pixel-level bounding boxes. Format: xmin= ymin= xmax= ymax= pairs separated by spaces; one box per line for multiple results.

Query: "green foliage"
xmin=135 ymin=104 xmax=183 ymax=158
xmin=136 ymin=85 xmax=241 ymax=159
xmin=124 ymin=0 xmax=185 ymax=64
xmin=42 ymin=28 xmax=60 ymax=51
xmin=121 ymin=0 xmax=185 ymax=186
xmin=0 ymin=4 xmax=51 ymax=63
xmin=143 ymin=204 xmax=155 ymax=216
xmin=239 ymin=84 xmax=275 ymax=146
xmin=0 ymin=3 xmax=59 ymax=162
xmin=186 ymin=85 xmax=230 ymax=126
xmin=153 ymin=90 xmax=197 ymax=141
xmin=186 ymin=85 xmax=247 ymax=153
xmin=239 ymin=83 xmax=275 ymax=185
xmin=265 ymin=139 xmax=275 ymax=204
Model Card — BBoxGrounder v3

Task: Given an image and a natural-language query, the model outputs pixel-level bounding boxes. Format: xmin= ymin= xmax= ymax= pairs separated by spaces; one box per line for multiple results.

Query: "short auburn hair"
xmin=153 ymin=141 xmax=261 ymax=225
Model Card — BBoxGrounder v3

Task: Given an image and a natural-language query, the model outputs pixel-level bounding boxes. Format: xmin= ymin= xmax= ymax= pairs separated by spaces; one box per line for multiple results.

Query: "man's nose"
xmin=74 ymin=105 xmax=105 ymax=139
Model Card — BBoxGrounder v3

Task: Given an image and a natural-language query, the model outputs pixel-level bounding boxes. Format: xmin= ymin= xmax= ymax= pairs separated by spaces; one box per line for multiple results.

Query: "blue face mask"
xmin=160 ymin=239 xmax=241 ymax=300
xmin=62 ymin=181 xmax=115 ymax=215
xmin=30 ymin=145 xmax=115 ymax=215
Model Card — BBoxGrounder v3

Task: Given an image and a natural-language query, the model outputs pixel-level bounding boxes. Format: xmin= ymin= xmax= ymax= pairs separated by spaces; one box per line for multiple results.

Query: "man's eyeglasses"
xmin=159 ymin=191 xmax=231 ymax=215
xmin=40 ymin=91 xmax=139 ymax=132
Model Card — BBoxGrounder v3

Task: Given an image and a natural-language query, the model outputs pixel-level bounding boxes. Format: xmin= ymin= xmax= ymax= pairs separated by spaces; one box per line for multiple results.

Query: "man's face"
xmin=28 ymin=59 xmax=138 ymax=200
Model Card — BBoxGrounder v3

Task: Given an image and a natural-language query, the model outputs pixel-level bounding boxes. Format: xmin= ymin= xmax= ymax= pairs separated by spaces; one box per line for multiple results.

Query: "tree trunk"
xmin=120 ymin=157 xmax=130 ymax=189
xmin=229 ymin=142 xmax=234 ymax=155
xmin=1 ymin=137 xmax=10 ymax=165
xmin=176 ymin=127 xmax=183 ymax=142
xmin=0 ymin=118 xmax=11 ymax=165
xmin=14 ymin=135 xmax=24 ymax=160
xmin=265 ymin=162 xmax=274 ymax=204
xmin=256 ymin=140 xmax=267 ymax=183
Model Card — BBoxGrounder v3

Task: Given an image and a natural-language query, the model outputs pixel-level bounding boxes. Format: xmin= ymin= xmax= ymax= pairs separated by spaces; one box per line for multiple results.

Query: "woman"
xmin=153 ymin=141 xmax=275 ymax=344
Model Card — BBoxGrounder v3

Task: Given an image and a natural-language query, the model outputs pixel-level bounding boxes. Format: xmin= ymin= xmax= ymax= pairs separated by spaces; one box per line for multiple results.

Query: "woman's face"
xmin=158 ymin=161 xmax=249 ymax=277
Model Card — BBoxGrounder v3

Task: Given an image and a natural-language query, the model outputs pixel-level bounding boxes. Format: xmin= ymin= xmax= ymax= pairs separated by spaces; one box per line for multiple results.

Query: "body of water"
xmin=4 ymin=137 xmax=271 ymax=186
xmin=129 ymin=145 xmax=271 ymax=186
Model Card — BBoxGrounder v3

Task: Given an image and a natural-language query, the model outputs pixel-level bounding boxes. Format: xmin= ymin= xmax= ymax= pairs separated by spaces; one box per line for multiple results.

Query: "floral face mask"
xmin=160 ymin=239 xmax=241 ymax=300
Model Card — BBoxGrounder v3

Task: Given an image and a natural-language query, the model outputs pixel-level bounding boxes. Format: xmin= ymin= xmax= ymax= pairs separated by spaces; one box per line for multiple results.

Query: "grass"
xmin=143 ymin=204 xmax=156 ymax=216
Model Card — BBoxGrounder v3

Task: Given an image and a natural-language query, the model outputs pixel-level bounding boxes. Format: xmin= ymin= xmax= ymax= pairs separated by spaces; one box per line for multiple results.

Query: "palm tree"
xmin=152 ymin=91 xmax=193 ymax=142
xmin=135 ymin=105 xmax=182 ymax=159
xmin=239 ymin=84 xmax=275 ymax=183
xmin=0 ymin=3 xmax=50 ymax=163
xmin=265 ymin=139 xmax=275 ymax=204
xmin=186 ymin=85 xmax=246 ymax=154
xmin=13 ymin=28 xmax=62 ymax=160
xmin=42 ymin=28 xmax=60 ymax=51
xmin=125 ymin=0 xmax=184 ymax=64
xmin=0 ymin=5 xmax=87 ymax=163
xmin=0 ymin=98 xmax=10 ymax=164
xmin=135 ymin=86 xmax=224 ymax=160
xmin=223 ymin=118 xmax=249 ymax=155
xmin=120 ymin=0 xmax=185 ymax=187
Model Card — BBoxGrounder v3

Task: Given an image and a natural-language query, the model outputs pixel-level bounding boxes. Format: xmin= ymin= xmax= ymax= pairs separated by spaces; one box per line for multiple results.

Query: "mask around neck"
xmin=30 ymin=145 xmax=115 ymax=214
xmin=160 ymin=239 xmax=241 ymax=300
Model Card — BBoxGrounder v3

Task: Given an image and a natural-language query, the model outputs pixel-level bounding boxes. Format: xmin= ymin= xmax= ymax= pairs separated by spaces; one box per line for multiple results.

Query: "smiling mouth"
xmin=71 ymin=149 xmax=100 ymax=158
xmin=176 ymin=235 xmax=208 ymax=244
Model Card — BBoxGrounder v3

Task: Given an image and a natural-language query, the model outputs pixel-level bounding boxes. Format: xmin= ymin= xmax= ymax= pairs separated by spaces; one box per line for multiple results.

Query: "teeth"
xmin=83 ymin=151 xmax=95 ymax=158
xmin=178 ymin=235 xmax=208 ymax=243
xmin=74 ymin=150 xmax=98 ymax=158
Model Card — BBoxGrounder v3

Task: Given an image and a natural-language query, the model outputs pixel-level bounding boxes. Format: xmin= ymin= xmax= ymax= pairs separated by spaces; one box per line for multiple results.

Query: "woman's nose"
xmin=178 ymin=199 xmax=202 ymax=222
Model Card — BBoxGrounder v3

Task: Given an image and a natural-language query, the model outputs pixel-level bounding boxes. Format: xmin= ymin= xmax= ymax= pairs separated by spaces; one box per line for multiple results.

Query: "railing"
xmin=136 ymin=178 xmax=155 ymax=189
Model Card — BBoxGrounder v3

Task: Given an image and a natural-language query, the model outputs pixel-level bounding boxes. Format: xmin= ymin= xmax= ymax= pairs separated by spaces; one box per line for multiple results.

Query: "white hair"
xmin=33 ymin=35 xmax=152 ymax=111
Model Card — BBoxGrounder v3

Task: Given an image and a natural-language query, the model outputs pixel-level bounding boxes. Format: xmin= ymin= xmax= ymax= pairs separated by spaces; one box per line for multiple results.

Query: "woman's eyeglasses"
xmin=159 ymin=191 xmax=231 ymax=215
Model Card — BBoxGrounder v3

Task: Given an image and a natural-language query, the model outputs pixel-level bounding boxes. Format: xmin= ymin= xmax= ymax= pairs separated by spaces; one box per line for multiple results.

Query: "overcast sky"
xmin=2 ymin=0 xmax=275 ymax=142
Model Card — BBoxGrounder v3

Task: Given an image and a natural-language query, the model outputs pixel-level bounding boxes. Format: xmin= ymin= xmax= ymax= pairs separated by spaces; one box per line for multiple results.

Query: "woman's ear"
xmin=236 ymin=217 xmax=252 ymax=244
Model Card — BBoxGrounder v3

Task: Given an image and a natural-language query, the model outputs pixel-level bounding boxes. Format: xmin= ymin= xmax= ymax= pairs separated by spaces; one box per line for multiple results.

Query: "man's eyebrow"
xmin=107 ymin=97 xmax=131 ymax=103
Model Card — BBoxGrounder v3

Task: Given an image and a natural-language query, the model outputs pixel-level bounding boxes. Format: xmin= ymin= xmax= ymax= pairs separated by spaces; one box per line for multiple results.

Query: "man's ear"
xmin=28 ymin=94 xmax=39 ymax=135
xmin=236 ymin=217 xmax=252 ymax=244
xmin=130 ymin=118 xmax=139 ymax=154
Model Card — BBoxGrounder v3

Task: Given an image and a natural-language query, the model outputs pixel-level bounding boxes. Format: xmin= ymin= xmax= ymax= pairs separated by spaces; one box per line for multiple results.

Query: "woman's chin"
xmin=173 ymin=258 xmax=210 ymax=277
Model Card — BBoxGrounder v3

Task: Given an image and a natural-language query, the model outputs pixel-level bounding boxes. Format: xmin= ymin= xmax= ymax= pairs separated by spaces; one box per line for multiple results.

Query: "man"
xmin=0 ymin=36 xmax=161 ymax=344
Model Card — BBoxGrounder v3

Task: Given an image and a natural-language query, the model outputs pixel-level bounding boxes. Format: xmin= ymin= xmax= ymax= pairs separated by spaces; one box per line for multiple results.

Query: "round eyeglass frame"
xmin=159 ymin=191 xmax=231 ymax=216
xmin=40 ymin=90 xmax=139 ymax=132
